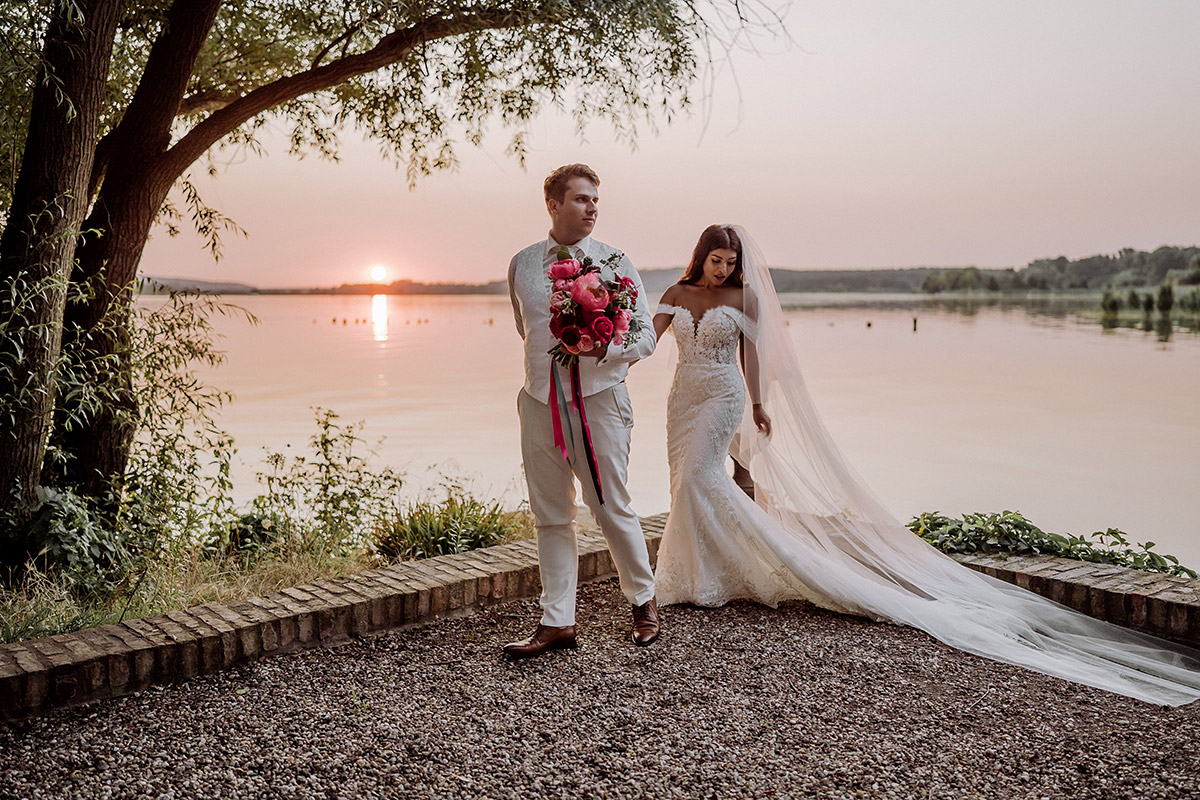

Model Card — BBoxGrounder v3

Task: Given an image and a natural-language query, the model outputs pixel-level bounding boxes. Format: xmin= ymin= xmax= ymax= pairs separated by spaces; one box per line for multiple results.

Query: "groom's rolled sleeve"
xmin=598 ymin=255 xmax=656 ymax=367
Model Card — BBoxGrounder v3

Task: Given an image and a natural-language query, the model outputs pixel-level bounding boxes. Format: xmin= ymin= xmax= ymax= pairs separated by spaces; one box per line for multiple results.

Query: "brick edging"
xmin=951 ymin=551 xmax=1200 ymax=645
xmin=0 ymin=517 xmax=666 ymax=723
xmin=3 ymin=513 xmax=1198 ymax=722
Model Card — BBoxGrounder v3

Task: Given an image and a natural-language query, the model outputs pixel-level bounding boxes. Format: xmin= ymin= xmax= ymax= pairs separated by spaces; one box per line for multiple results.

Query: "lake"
xmin=177 ymin=292 xmax=1200 ymax=569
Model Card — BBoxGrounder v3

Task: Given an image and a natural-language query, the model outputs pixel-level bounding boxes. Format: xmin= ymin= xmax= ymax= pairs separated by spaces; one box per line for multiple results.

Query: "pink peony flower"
xmin=548 ymin=260 xmax=582 ymax=280
xmin=614 ymin=309 xmax=632 ymax=334
xmin=590 ymin=315 xmax=615 ymax=343
xmin=571 ymin=273 xmax=610 ymax=313
xmin=553 ymin=278 xmax=571 ymax=292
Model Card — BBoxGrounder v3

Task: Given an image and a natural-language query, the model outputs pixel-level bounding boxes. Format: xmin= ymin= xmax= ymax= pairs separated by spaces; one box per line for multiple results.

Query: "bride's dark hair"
xmin=678 ymin=224 xmax=744 ymax=287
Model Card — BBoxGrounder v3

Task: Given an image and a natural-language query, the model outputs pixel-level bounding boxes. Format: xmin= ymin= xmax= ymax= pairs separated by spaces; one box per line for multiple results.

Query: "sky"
xmin=141 ymin=0 xmax=1200 ymax=287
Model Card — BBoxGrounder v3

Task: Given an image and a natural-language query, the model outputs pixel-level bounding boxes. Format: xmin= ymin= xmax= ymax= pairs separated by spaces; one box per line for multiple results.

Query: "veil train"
xmin=723 ymin=225 xmax=1200 ymax=707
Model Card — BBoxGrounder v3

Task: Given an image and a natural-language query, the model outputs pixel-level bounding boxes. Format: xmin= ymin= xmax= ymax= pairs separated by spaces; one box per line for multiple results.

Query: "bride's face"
xmin=702 ymin=248 xmax=738 ymax=287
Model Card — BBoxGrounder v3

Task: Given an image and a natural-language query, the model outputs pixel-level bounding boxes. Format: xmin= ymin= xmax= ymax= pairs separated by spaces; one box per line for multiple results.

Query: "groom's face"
xmin=547 ymin=177 xmax=598 ymax=244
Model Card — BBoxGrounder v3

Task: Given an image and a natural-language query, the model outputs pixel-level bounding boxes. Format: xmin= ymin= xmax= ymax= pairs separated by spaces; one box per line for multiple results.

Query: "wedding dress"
xmin=654 ymin=227 xmax=1200 ymax=706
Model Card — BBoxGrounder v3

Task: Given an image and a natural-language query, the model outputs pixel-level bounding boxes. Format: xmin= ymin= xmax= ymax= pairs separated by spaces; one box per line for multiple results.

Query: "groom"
xmin=504 ymin=163 xmax=660 ymax=658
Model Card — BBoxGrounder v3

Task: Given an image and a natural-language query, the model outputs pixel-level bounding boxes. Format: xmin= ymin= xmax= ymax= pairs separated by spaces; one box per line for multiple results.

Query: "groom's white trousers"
xmin=518 ymin=382 xmax=656 ymax=627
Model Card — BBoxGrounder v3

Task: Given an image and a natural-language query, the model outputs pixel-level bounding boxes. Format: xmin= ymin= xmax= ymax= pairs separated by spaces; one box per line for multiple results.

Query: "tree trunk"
xmin=59 ymin=172 xmax=174 ymax=495
xmin=0 ymin=0 xmax=124 ymax=557
xmin=57 ymin=0 xmax=223 ymax=498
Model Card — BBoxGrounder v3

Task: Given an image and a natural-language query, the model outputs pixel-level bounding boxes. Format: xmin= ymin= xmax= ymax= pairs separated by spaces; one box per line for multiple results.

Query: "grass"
xmin=1 ymin=489 xmax=536 ymax=645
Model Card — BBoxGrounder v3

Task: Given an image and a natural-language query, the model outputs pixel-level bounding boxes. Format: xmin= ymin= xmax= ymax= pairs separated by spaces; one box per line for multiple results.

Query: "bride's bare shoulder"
xmin=726 ymin=285 xmax=745 ymax=310
xmin=657 ymin=283 xmax=684 ymax=308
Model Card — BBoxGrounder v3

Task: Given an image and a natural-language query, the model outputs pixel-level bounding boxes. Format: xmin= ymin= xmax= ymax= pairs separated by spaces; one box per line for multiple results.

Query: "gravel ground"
xmin=2 ymin=579 xmax=1199 ymax=800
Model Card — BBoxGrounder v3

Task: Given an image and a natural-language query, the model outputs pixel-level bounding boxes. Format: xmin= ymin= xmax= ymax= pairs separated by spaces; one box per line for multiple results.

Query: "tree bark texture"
xmin=60 ymin=0 xmax=224 ymax=495
xmin=0 ymin=0 xmax=125 ymax=547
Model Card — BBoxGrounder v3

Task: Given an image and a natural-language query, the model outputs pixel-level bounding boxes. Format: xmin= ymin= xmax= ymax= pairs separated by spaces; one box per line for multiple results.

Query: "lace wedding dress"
xmin=652 ymin=229 xmax=1200 ymax=706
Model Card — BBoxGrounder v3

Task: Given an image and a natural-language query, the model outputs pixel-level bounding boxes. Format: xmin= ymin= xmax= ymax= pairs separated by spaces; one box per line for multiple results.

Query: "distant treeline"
xmin=314 ymin=279 xmax=508 ymax=295
xmin=143 ymin=245 xmax=1200 ymax=297
xmin=638 ymin=267 xmax=937 ymax=295
xmin=258 ymin=268 xmax=945 ymax=296
xmin=921 ymin=246 xmax=1200 ymax=293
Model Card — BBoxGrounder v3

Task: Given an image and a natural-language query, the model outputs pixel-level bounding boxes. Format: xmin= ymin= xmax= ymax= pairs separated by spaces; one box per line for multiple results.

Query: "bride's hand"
xmin=753 ymin=404 xmax=772 ymax=437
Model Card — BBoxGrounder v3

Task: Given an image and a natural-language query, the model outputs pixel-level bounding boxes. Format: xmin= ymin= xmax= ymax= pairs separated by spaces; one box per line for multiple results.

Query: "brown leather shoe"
xmin=631 ymin=597 xmax=660 ymax=647
xmin=502 ymin=624 xmax=578 ymax=659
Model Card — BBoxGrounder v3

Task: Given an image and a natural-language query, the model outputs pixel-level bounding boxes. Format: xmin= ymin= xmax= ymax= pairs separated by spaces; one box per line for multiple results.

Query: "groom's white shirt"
xmin=508 ymin=234 xmax=656 ymax=402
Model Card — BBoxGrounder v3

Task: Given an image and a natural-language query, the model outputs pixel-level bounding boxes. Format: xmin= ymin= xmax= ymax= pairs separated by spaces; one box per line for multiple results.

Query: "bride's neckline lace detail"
xmin=657 ymin=303 xmax=744 ymax=338
xmin=659 ymin=303 xmax=743 ymax=366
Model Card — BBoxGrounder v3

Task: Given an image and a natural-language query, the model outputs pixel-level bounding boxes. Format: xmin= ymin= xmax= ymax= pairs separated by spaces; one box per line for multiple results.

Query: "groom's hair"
xmin=544 ymin=163 xmax=600 ymax=203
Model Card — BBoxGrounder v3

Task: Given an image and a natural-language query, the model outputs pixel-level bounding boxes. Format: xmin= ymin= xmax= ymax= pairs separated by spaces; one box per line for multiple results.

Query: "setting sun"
xmin=369 ymin=265 xmax=388 ymax=283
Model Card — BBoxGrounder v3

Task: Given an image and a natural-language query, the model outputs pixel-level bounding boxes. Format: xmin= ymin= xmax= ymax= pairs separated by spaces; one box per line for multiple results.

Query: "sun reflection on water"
xmin=371 ymin=294 xmax=389 ymax=341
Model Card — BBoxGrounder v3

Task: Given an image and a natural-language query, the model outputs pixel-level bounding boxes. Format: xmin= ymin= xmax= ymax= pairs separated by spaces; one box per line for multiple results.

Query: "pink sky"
xmin=142 ymin=0 xmax=1200 ymax=287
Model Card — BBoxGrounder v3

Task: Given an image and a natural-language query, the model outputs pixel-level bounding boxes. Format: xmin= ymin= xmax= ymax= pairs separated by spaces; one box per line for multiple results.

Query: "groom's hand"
xmin=579 ymin=343 xmax=609 ymax=360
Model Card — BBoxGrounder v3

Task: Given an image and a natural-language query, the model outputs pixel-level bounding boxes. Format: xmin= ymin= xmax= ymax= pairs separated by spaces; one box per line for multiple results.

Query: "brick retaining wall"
xmin=2 ymin=513 xmax=1197 ymax=722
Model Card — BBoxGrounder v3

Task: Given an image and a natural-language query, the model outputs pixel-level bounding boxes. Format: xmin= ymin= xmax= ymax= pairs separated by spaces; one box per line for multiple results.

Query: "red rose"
xmin=590 ymin=315 xmax=615 ymax=343
xmin=549 ymin=314 xmax=566 ymax=338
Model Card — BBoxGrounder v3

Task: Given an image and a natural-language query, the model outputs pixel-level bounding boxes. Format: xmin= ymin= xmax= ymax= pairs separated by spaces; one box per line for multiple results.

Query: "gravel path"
xmin=3 ymin=579 xmax=1198 ymax=800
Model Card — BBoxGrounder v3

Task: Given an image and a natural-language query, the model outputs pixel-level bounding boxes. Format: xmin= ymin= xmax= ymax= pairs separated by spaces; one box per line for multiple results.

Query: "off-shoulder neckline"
xmin=656 ymin=303 xmax=744 ymax=337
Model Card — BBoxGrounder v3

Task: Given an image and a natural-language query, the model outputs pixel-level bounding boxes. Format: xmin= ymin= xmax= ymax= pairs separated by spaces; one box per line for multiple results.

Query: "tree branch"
xmin=104 ymin=0 xmax=222 ymax=164
xmin=177 ymin=88 xmax=239 ymax=115
xmin=311 ymin=22 xmax=362 ymax=69
xmin=163 ymin=6 xmax=530 ymax=180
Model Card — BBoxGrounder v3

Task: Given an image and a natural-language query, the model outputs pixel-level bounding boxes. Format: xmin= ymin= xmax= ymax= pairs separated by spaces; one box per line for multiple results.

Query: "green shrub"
xmin=247 ymin=408 xmax=407 ymax=559
xmin=23 ymin=486 xmax=133 ymax=599
xmin=908 ymin=510 xmax=1196 ymax=578
xmin=202 ymin=512 xmax=285 ymax=565
xmin=374 ymin=491 xmax=524 ymax=561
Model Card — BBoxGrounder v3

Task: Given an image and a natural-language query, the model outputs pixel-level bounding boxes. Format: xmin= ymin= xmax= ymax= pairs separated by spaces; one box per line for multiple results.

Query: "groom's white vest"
xmin=510 ymin=236 xmax=656 ymax=403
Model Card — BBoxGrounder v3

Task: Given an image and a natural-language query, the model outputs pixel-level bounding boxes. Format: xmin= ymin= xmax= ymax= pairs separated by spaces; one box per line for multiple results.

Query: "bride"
xmin=651 ymin=224 xmax=1200 ymax=706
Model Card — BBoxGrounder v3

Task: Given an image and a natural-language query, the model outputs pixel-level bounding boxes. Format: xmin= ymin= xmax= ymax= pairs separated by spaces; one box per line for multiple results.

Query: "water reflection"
xmin=1156 ymin=315 xmax=1173 ymax=343
xmin=371 ymin=294 xmax=389 ymax=341
xmin=177 ymin=293 xmax=1200 ymax=569
xmin=772 ymin=292 xmax=1200 ymax=343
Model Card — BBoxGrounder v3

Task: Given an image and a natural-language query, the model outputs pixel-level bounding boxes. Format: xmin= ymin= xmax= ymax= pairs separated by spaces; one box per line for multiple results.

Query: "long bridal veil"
xmin=725 ymin=225 xmax=1200 ymax=706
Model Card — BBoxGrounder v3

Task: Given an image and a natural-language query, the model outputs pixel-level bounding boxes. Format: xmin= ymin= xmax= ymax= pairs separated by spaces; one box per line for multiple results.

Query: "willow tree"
xmin=0 ymin=1 xmax=781 ymax=539
xmin=0 ymin=0 xmax=126 ymax=556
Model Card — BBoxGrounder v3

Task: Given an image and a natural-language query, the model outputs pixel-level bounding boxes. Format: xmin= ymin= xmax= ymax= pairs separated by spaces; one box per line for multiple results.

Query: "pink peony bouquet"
xmin=546 ymin=247 xmax=643 ymax=367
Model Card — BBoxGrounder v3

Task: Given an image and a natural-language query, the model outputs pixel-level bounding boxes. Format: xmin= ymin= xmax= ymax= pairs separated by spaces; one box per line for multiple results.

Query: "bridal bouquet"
xmin=543 ymin=246 xmax=643 ymax=505
xmin=546 ymin=247 xmax=643 ymax=368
